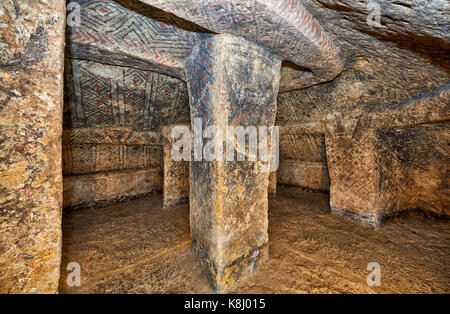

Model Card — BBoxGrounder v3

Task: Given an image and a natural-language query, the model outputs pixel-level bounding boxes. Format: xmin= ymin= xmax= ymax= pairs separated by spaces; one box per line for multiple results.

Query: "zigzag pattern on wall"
xmin=67 ymin=0 xmax=205 ymax=73
xmin=63 ymin=143 xmax=163 ymax=175
xmin=374 ymin=123 xmax=450 ymax=216
xmin=65 ymin=59 xmax=190 ymax=131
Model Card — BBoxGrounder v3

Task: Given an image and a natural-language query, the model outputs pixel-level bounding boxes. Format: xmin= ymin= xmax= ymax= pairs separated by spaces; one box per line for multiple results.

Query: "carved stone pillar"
xmin=0 ymin=1 xmax=65 ymax=293
xmin=185 ymin=34 xmax=281 ymax=292
xmin=268 ymin=172 xmax=277 ymax=198
xmin=162 ymin=125 xmax=190 ymax=208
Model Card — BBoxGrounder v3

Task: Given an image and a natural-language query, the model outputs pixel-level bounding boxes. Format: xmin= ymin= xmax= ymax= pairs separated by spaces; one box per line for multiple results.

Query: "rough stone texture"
xmin=162 ymin=125 xmax=189 ymax=207
xmin=0 ymin=0 xmax=65 ymax=293
xmin=268 ymin=172 xmax=277 ymax=198
xmin=278 ymin=0 xmax=449 ymax=125
xmin=308 ymin=0 xmax=449 ymax=71
xmin=66 ymin=0 xmax=207 ymax=79
xmin=324 ymin=83 xmax=450 ymax=227
xmin=63 ymin=168 xmax=162 ymax=209
xmin=278 ymin=161 xmax=329 ymax=192
xmin=278 ymin=129 xmax=329 ymax=191
xmin=375 ymin=123 xmax=449 ymax=217
xmin=186 ymin=34 xmax=281 ymax=292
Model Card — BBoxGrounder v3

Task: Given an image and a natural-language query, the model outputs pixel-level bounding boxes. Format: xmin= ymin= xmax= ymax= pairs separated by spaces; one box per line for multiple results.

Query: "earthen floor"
xmin=60 ymin=186 xmax=450 ymax=294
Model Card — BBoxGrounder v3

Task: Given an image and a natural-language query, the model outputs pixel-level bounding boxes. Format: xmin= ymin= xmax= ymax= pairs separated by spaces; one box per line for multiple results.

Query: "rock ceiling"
xmin=65 ymin=0 xmax=449 ymax=129
xmin=278 ymin=0 xmax=449 ymax=124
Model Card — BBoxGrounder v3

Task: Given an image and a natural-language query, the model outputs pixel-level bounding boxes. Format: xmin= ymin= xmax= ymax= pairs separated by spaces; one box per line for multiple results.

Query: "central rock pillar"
xmin=185 ymin=34 xmax=281 ymax=292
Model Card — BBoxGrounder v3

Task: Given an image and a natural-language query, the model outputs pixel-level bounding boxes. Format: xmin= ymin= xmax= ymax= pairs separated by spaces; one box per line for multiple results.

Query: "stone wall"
xmin=324 ymin=84 xmax=449 ymax=226
xmin=375 ymin=123 xmax=449 ymax=217
xmin=63 ymin=169 xmax=162 ymax=209
xmin=62 ymin=57 xmax=190 ymax=208
xmin=278 ymin=130 xmax=329 ymax=191
xmin=0 ymin=1 xmax=65 ymax=293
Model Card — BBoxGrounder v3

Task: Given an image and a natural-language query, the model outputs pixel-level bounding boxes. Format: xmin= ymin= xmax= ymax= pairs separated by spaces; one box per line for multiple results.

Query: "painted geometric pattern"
xmin=78 ymin=64 xmax=114 ymax=125
xmin=68 ymin=0 xmax=203 ymax=68
xmin=63 ymin=144 xmax=163 ymax=175
xmin=144 ymin=0 xmax=341 ymax=73
xmin=374 ymin=123 xmax=450 ymax=215
xmin=279 ymin=133 xmax=326 ymax=163
xmin=63 ymin=128 xmax=162 ymax=146
xmin=325 ymin=130 xmax=379 ymax=213
xmin=65 ymin=59 xmax=190 ymax=131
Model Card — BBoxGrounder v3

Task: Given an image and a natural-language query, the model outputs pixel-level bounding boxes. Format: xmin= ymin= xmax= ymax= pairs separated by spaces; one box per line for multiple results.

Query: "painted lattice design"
xmin=374 ymin=123 xmax=450 ymax=215
xmin=63 ymin=144 xmax=163 ymax=175
xmin=68 ymin=0 xmax=203 ymax=70
xmin=124 ymin=68 xmax=148 ymax=129
xmin=325 ymin=130 xmax=380 ymax=215
xmin=66 ymin=60 xmax=190 ymax=131
xmin=78 ymin=66 xmax=114 ymax=126
xmin=63 ymin=128 xmax=162 ymax=146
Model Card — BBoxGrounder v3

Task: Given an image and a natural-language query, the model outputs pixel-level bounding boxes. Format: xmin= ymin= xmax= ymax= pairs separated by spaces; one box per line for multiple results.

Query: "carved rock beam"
xmin=324 ymin=83 xmax=450 ymax=227
xmin=70 ymin=1 xmax=343 ymax=91
xmin=141 ymin=0 xmax=344 ymax=91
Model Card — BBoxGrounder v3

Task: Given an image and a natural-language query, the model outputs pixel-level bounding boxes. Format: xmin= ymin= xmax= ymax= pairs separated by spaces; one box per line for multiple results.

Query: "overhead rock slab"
xmin=141 ymin=0 xmax=344 ymax=91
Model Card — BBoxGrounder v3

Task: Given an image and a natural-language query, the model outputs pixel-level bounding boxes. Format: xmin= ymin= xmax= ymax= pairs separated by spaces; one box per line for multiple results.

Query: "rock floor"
xmin=60 ymin=186 xmax=450 ymax=294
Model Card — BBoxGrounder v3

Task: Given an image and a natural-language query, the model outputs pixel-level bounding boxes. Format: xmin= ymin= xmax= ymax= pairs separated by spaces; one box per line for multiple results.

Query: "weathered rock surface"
xmin=144 ymin=0 xmax=344 ymax=91
xmin=162 ymin=125 xmax=190 ymax=207
xmin=275 ymin=0 xmax=449 ymax=225
xmin=63 ymin=168 xmax=162 ymax=209
xmin=0 ymin=0 xmax=65 ymax=293
xmin=186 ymin=34 xmax=281 ymax=292
xmin=59 ymin=188 xmax=450 ymax=294
xmin=268 ymin=172 xmax=277 ymax=198
xmin=278 ymin=0 xmax=449 ymax=125
xmin=278 ymin=130 xmax=329 ymax=191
